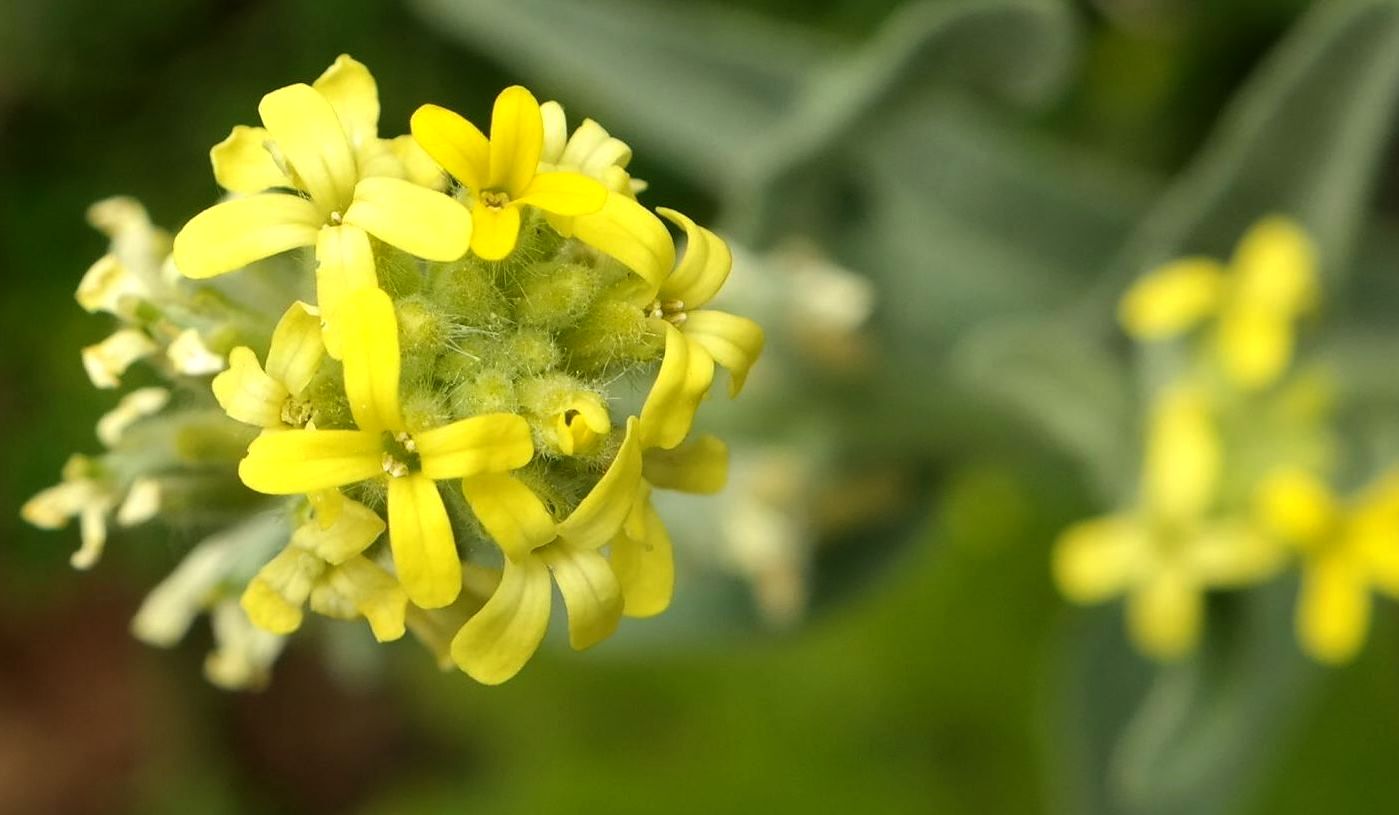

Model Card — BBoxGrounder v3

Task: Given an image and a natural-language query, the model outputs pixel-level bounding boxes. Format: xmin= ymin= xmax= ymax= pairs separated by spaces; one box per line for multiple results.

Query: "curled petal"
xmin=343 ymin=176 xmax=472 ymax=261
xmin=387 ymin=473 xmax=462 ymax=609
xmin=312 ymin=54 xmax=380 ymax=148
xmin=639 ymin=322 xmax=714 ymax=450
xmin=410 ymin=103 xmax=489 ymax=191
xmin=340 ymin=287 xmax=404 ymax=433
xmin=242 ymin=546 xmax=325 ymax=635
xmin=1117 ymin=258 xmax=1226 ymax=340
xmin=311 ymin=556 xmax=408 ymax=642
xmin=265 ymin=301 xmax=325 ymax=397
xmin=83 ymin=329 xmax=157 ymax=389
xmin=97 ymin=387 xmax=170 ymax=448
xmin=258 ymin=83 xmax=357 ymax=212
xmin=570 ymin=194 xmax=673 ymax=295
xmin=173 ymin=194 xmax=321 ymax=280
xmin=683 ymin=310 xmax=763 ymax=397
xmin=212 ymin=347 xmax=287 ymax=428
xmin=487 ymin=85 xmax=544 ymax=196
xmin=461 ymin=473 xmax=557 ymax=562
xmin=642 ymin=434 xmax=728 ymax=495
xmin=239 ymin=429 xmax=383 ymax=494
xmin=451 ymin=553 xmax=552 ymax=684
xmin=611 ymin=499 xmax=674 ymax=618
xmin=211 ymin=125 xmax=288 ymax=194
xmin=416 ymin=413 xmax=534 ymax=480
xmin=556 ymin=417 xmax=644 ymax=550
xmin=539 ymin=100 xmax=568 ymax=164
xmin=657 ymin=207 xmax=731 ymax=307
xmin=539 ymin=543 xmax=623 ymax=650
xmin=292 ymin=496 xmax=385 ymax=564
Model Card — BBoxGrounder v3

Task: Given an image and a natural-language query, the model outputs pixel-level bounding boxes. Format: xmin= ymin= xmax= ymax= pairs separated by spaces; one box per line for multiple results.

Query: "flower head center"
xmin=646 ymin=298 xmax=687 ymax=326
xmin=480 ymin=190 xmax=512 ymax=210
xmin=381 ymin=431 xmax=420 ymax=479
xmin=329 ymin=210 xmax=344 ymax=225
xmin=280 ymin=397 xmax=315 ymax=429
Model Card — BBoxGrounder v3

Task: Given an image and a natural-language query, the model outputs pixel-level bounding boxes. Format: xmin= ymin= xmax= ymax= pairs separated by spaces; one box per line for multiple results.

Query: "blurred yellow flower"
xmin=1053 ymin=387 xmax=1283 ymax=659
xmin=1119 ymin=216 xmax=1318 ymax=390
xmin=1255 ymin=468 xmax=1399 ymax=664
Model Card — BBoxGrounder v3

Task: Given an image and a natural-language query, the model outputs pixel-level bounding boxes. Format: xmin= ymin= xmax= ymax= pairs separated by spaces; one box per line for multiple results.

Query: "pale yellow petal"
xmin=265 ymin=301 xmax=324 ymax=397
xmin=683 ymin=310 xmax=763 ymax=397
xmin=570 ymin=194 xmax=673 ymax=295
xmin=1297 ymin=552 xmax=1370 ymax=664
xmin=461 ymin=473 xmax=557 ymax=561
xmin=539 ymin=100 xmax=567 ymax=164
xmin=173 ymin=194 xmax=321 ymax=280
xmin=1144 ymin=387 xmax=1219 ymax=523
xmin=96 ymin=387 xmax=170 ymax=448
xmin=639 ymin=322 xmax=714 ymax=450
xmin=342 ymin=176 xmax=471 ymax=261
xmin=258 ymin=83 xmax=357 ymax=211
xmin=311 ymin=556 xmax=407 ymax=642
xmin=1117 ymin=257 xmax=1226 ymax=340
xmin=487 ymin=85 xmax=544 ymax=196
xmin=1232 ymin=216 xmax=1319 ymax=317
xmin=212 ymin=346 xmax=288 ymax=428
xmin=211 ymin=125 xmax=288 ymax=194
xmin=516 ymin=171 xmax=606 ymax=217
xmin=538 ymin=543 xmax=623 ymax=650
xmin=611 ymin=499 xmax=674 ymax=618
xmin=241 ymin=546 xmax=325 ymax=635
xmin=312 ymin=54 xmax=380 ymax=148
xmin=389 ymin=135 xmax=447 ymax=190
xmin=1254 ymin=467 xmax=1337 ymax=547
xmin=657 ymin=207 xmax=732 ymax=307
xmin=340 ymin=287 xmax=404 ymax=433
xmin=82 ymin=329 xmax=157 ymax=389
xmin=415 ymin=413 xmax=534 ymax=480
xmin=239 ymin=429 xmax=383 ymax=494
xmin=314 ymin=224 xmax=378 ymax=359
xmin=1127 ymin=565 xmax=1201 ymax=661
xmin=556 ymin=416 xmax=644 ymax=550
xmin=469 ymin=201 xmax=522 ymax=261
xmin=643 ymin=434 xmax=728 ymax=494
xmin=1052 ymin=515 xmax=1144 ymax=604
xmin=1186 ymin=520 xmax=1286 ymax=587
xmin=450 ymin=553 xmax=552 ymax=684
xmin=1215 ymin=307 xmax=1291 ymax=391
xmin=387 ymin=473 xmax=462 ymax=609
xmin=410 ymin=103 xmax=489 ymax=191
xmin=291 ymin=496 xmax=385 ymax=564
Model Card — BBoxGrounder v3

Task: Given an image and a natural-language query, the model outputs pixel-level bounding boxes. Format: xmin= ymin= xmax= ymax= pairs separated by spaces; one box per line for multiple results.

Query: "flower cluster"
xmin=1055 ymin=217 xmax=1399 ymax=665
xmin=23 ymin=56 xmax=762 ymax=688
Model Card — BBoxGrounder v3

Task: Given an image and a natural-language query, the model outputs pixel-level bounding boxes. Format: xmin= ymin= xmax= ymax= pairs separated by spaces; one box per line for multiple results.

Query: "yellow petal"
xmin=611 ymin=499 xmax=674 ymax=618
xmin=258 ymin=83 xmax=357 ymax=212
xmin=389 ymin=135 xmax=447 ymax=190
xmin=1127 ymin=565 xmax=1201 ymax=661
xmin=554 ymin=391 xmax=611 ymax=457
xmin=410 ymin=103 xmax=489 ymax=191
xmin=683 ymin=310 xmax=763 ymax=397
xmin=314 ymin=224 xmax=378 ymax=359
xmin=1254 ymin=467 xmax=1336 ymax=546
xmin=241 ymin=546 xmax=325 ymax=635
xmin=1186 ymin=520 xmax=1286 ymax=587
xmin=556 ymin=416 xmax=644 ymax=549
xmin=416 ymin=413 xmax=535 ymax=479
xmin=212 ymin=346 xmax=288 ymax=428
xmin=539 ymin=543 xmax=623 ymax=650
xmin=639 ymin=322 xmax=714 ymax=450
xmin=1117 ymin=257 xmax=1226 ymax=340
xmin=387 ymin=473 xmax=462 ymax=608
xmin=516 ymin=171 xmax=606 ymax=217
xmin=264 ymin=301 xmax=324 ymax=397
xmin=1144 ymin=387 xmax=1219 ymax=523
xmin=343 ymin=176 xmax=472 ymax=261
xmin=1214 ymin=307 xmax=1291 ymax=390
xmin=82 ymin=329 xmax=157 ymax=389
xmin=570 ymin=194 xmax=673 ymax=295
xmin=461 ymin=473 xmax=557 ymax=561
xmin=469 ymin=201 xmax=522 ymax=261
xmin=1298 ymin=552 xmax=1370 ymax=664
xmin=291 ymin=496 xmax=385 ymax=564
xmin=173 ymin=193 xmax=321 ymax=280
xmin=487 ymin=85 xmax=544 ymax=196
xmin=210 ymin=125 xmax=288 ymax=194
xmin=312 ymin=54 xmax=380 ymax=148
xmin=311 ymin=556 xmax=408 ymax=642
xmin=239 ymin=429 xmax=383 ymax=494
xmin=340 ymin=287 xmax=404 ymax=433
xmin=643 ymin=434 xmax=729 ymax=494
xmin=1351 ymin=474 xmax=1399 ymax=595
xmin=96 ymin=387 xmax=170 ymax=448
xmin=657 ymin=207 xmax=731 ymax=307
xmin=1052 ymin=515 xmax=1144 ymax=604
xmin=1232 ymin=216 xmax=1318 ymax=317
xmin=450 ymin=553 xmax=552 ymax=684
xmin=539 ymin=100 xmax=568 ymax=164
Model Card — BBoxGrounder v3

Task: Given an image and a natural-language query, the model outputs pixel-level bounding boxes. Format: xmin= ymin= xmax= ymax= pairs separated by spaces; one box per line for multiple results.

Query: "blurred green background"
xmin=5 ymin=0 xmax=1399 ymax=813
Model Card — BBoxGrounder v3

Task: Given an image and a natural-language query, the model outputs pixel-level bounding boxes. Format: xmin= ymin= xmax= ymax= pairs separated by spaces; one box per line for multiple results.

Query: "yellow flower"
xmin=410 ymin=86 xmax=607 ymax=261
xmin=1255 ymin=468 xmax=1399 ymax=664
xmin=213 ymin=301 xmax=325 ymax=429
xmin=173 ymin=55 xmax=473 ymax=356
xmin=538 ymin=100 xmax=644 ymax=197
xmin=637 ymin=208 xmax=765 ymax=450
xmin=21 ymin=454 xmax=161 ymax=570
xmin=241 ymin=493 xmax=408 ymax=642
xmin=1119 ymin=216 xmax=1318 ymax=390
xmin=449 ymin=417 xmax=645 ymax=684
xmin=1053 ymin=387 xmax=1283 ymax=660
xmin=236 ymin=287 xmax=535 ymax=609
